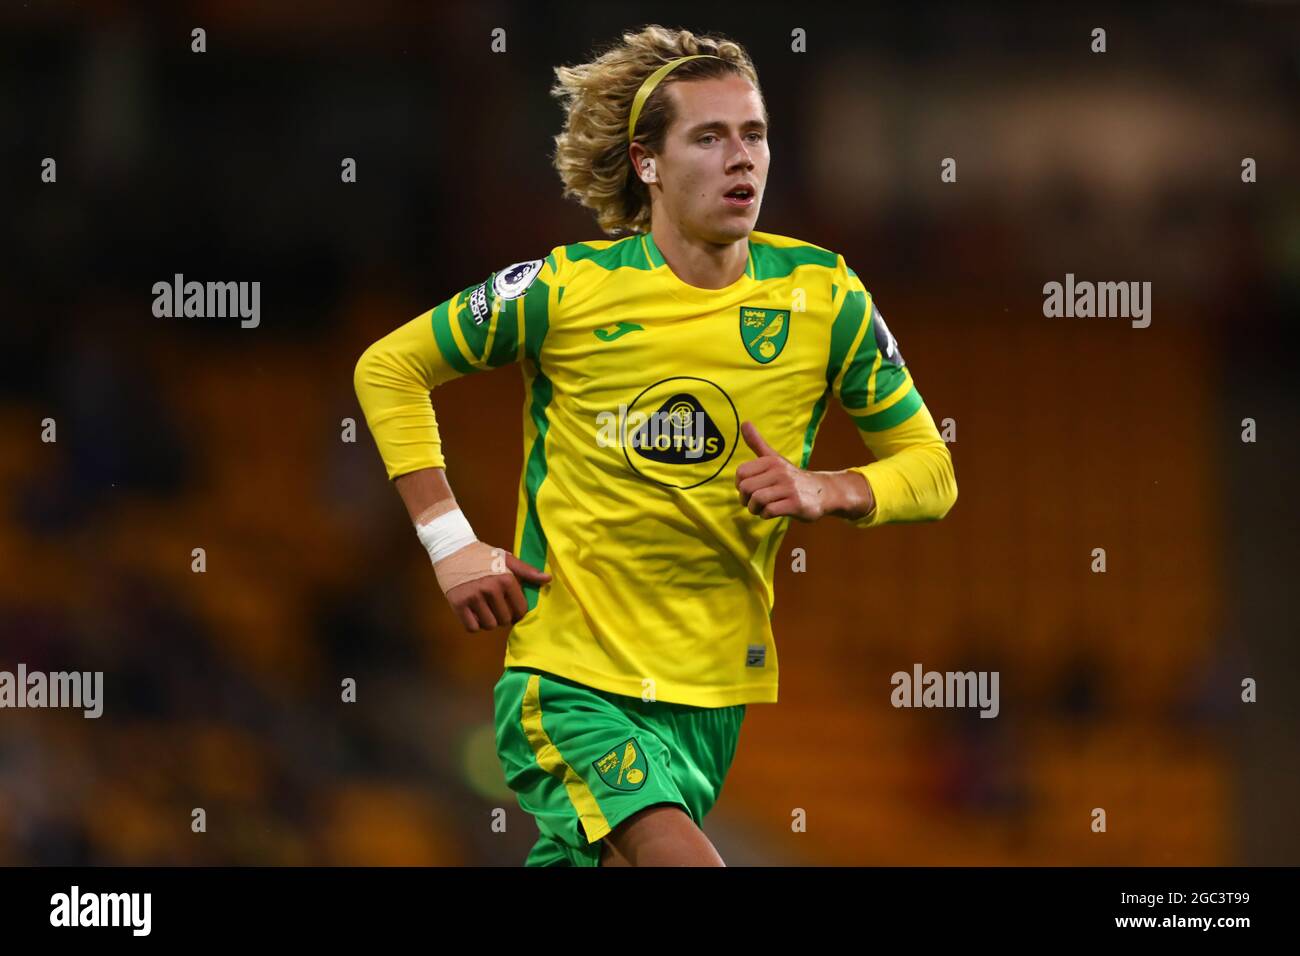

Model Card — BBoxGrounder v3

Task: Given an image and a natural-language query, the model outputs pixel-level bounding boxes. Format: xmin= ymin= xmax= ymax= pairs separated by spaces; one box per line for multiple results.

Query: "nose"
xmin=726 ymin=136 xmax=755 ymax=172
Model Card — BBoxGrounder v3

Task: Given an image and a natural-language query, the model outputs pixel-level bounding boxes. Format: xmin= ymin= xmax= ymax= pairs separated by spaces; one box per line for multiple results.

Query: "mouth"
xmin=722 ymin=183 xmax=756 ymax=208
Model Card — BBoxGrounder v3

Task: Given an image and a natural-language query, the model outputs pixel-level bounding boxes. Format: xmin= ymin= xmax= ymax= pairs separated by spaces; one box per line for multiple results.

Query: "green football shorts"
xmin=493 ymin=666 xmax=747 ymax=867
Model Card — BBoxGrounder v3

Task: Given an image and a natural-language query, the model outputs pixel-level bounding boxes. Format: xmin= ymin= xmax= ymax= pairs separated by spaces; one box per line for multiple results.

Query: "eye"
xmin=698 ymin=133 xmax=718 ymax=145
xmin=745 ymin=131 xmax=764 ymax=143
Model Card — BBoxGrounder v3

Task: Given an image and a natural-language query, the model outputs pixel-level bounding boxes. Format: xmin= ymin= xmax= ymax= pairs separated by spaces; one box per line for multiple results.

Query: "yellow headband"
xmin=628 ymin=54 xmax=722 ymax=141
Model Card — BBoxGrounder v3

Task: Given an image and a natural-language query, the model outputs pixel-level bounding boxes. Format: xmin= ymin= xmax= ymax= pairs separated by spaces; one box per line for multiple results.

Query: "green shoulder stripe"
xmin=828 ymin=288 xmax=867 ymax=391
xmin=852 ymin=386 xmax=923 ymax=431
xmin=519 ymin=369 xmax=554 ymax=610
xmin=431 ymin=298 xmax=476 ymax=375
xmin=564 ymin=236 xmax=654 ymax=272
xmin=838 ymin=305 xmax=878 ymax=408
xmin=800 ymin=387 xmax=830 ymax=469
xmin=434 ymin=255 xmax=557 ymax=372
xmin=486 ymin=298 xmax=521 ymax=368
xmin=522 ymin=275 xmax=550 ymax=365
xmin=871 ymin=360 xmax=910 ymax=406
xmin=750 ymin=242 xmax=838 ymax=281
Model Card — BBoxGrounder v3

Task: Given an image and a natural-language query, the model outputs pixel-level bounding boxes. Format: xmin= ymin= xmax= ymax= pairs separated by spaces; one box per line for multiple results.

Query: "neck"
xmin=649 ymin=215 xmax=749 ymax=290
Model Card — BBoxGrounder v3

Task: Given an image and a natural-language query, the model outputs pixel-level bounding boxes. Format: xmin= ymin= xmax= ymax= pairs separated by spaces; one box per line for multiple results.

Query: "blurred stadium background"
xmin=1 ymin=1 xmax=1297 ymax=865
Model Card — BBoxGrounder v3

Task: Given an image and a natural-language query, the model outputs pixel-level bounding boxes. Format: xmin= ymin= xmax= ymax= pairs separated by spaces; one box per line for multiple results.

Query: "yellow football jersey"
xmin=354 ymin=230 xmax=956 ymax=707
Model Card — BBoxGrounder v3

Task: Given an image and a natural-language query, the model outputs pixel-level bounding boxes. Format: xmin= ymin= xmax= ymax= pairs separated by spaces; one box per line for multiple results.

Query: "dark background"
xmin=1 ymin=0 xmax=1297 ymax=865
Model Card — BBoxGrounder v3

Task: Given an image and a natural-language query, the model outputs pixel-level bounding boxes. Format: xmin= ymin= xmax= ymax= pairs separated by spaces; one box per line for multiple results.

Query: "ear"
xmin=630 ymin=143 xmax=657 ymax=185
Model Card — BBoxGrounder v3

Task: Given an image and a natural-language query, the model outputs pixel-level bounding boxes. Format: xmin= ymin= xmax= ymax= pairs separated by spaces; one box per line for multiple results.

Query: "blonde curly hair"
xmin=550 ymin=24 xmax=765 ymax=237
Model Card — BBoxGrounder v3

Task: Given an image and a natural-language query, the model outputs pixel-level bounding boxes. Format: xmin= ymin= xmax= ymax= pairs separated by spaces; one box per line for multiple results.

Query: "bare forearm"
xmin=813 ymin=469 xmax=876 ymax=521
xmin=394 ymin=467 xmax=457 ymax=524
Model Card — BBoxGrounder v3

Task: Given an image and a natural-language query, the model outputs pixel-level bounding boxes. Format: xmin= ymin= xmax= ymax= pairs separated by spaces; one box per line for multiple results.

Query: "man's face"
xmin=653 ymin=75 xmax=769 ymax=244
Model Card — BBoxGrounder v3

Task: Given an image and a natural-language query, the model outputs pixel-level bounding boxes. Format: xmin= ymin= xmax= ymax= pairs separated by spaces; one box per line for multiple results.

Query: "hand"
xmin=734 ymin=421 xmax=830 ymax=522
xmin=441 ymin=543 xmax=552 ymax=633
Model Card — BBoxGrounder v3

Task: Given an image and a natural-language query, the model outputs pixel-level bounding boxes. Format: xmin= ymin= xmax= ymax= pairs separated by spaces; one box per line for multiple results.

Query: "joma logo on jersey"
xmin=593 ymin=321 xmax=644 ymax=342
xmin=593 ymin=738 xmax=647 ymax=791
xmin=740 ymin=307 xmax=789 ymax=363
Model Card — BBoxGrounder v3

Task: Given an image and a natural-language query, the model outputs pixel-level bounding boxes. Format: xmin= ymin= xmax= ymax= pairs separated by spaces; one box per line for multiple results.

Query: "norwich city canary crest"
xmin=740 ymin=307 xmax=790 ymax=364
xmin=593 ymin=738 xmax=648 ymax=791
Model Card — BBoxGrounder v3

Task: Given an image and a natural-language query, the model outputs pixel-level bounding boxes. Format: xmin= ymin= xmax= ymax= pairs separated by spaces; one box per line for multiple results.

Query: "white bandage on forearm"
xmin=414 ymin=499 xmax=504 ymax=594
xmin=415 ymin=504 xmax=477 ymax=563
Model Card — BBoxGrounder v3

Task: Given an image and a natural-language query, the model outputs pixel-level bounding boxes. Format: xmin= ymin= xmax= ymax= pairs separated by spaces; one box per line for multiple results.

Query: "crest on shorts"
xmin=740 ymin=307 xmax=789 ymax=364
xmin=593 ymin=738 xmax=648 ymax=791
